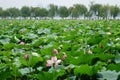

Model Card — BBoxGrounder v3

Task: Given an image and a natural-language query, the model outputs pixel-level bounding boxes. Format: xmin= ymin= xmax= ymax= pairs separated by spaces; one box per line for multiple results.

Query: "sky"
xmin=0 ymin=0 xmax=120 ymax=9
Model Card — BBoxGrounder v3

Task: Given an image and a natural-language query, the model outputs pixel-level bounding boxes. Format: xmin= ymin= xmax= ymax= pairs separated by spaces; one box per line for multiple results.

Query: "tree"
xmin=71 ymin=7 xmax=79 ymax=19
xmin=99 ymin=5 xmax=110 ymax=19
xmin=1 ymin=9 xmax=10 ymax=18
xmin=110 ymin=5 xmax=120 ymax=19
xmin=68 ymin=7 xmax=73 ymax=14
xmin=68 ymin=7 xmax=74 ymax=19
xmin=58 ymin=6 xmax=69 ymax=18
xmin=0 ymin=7 xmax=3 ymax=17
xmin=39 ymin=8 xmax=48 ymax=18
xmin=30 ymin=7 xmax=36 ymax=18
xmin=32 ymin=7 xmax=48 ymax=19
xmin=85 ymin=11 xmax=92 ymax=19
xmin=90 ymin=4 xmax=102 ymax=19
xmin=74 ymin=4 xmax=87 ymax=19
xmin=7 ymin=7 xmax=20 ymax=18
xmin=21 ymin=6 xmax=30 ymax=18
xmin=48 ymin=4 xmax=58 ymax=19
xmin=81 ymin=5 xmax=88 ymax=19
xmin=33 ymin=7 xmax=41 ymax=18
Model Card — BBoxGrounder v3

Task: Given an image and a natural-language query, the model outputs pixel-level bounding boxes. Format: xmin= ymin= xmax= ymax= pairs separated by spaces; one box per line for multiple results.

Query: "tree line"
xmin=0 ymin=3 xmax=120 ymax=19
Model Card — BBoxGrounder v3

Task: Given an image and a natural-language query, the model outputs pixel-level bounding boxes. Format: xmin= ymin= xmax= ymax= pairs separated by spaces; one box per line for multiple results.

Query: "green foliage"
xmin=38 ymin=70 xmax=65 ymax=80
xmin=19 ymin=54 xmax=43 ymax=67
xmin=3 ymin=43 xmax=16 ymax=50
xmin=98 ymin=70 xmax=120 ymax=80
xmin=107 ymin=63 xmax=120 ymax=72
xmin=74 ymin=64 xmax=93 ymax=76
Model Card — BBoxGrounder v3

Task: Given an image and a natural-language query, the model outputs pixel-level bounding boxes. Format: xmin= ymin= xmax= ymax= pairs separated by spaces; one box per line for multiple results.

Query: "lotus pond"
xmin=0 ymin=20 xmax=120 ymax=80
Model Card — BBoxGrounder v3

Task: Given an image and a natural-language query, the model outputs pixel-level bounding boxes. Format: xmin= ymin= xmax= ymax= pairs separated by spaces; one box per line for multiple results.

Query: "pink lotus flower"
xmin=39 ymin=45 xmax=43 ymax=49
xmin=46 ymin=56 xmax=61 ymax=67
xmin=53 ymin=49 xmax=58 ymax=54
xmin=20 ymin=41 xmax=25 ymax=45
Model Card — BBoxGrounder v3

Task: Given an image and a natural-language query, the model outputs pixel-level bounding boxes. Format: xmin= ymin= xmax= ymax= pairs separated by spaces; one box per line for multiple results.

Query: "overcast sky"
xmin=0 ymin=0 xmax=120 ymax=9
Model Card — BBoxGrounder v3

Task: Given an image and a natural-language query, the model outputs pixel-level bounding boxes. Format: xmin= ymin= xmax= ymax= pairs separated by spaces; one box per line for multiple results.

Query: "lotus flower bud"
xmin=53 ymin=49 xmax=58 ymax=54
xmin=62 ymin=54 xmax=67 ymax=60
xmin=20 ymin=41 xmax=25 ymax=45
xmin=24 ymin=54 xmax=29 ymax=60
xmin=100 ymin=45 xmax=104 ymax=49
xmin=39 ymin=45 xmax=43 ymax=49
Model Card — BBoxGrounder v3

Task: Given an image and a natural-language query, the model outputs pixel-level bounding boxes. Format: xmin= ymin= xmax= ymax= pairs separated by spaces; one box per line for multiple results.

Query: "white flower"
xmin=106 ymin=32 xmax=111 ymax=35
xmin=88 ymin=50 xmax=92 ymax=54
xmin=115 ymin=38 xmax=120 ymax=41
xmin=32 ymin=52 xmax=40 ymax=57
